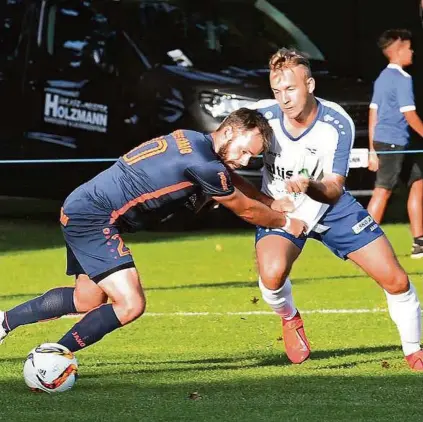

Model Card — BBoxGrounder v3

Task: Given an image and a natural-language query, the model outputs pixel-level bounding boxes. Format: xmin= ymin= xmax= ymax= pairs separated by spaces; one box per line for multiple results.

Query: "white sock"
xmin=258 ymin=277 xmax=297 ymax=320
xmin=384 ymin=282 xmax=421 ymax=356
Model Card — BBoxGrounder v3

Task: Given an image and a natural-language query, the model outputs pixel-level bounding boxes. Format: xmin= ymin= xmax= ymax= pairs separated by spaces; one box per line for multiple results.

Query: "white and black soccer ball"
xmin=23 ymin=343 xmax=78 ymax=393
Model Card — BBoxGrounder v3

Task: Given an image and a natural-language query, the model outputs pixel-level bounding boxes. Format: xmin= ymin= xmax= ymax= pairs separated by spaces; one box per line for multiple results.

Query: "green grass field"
xmin=0 ymin=219 xmax=422 ymax=421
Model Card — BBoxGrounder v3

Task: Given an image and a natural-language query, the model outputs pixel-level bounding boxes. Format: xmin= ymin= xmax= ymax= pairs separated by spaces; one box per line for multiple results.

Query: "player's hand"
xmin=368 ymin=150 xmax=379 ymax=172
xmin=283 ymin=216 xmax=307 ymax=238
xmin=285 ymin=175 xmax=310 ymax=194
xmin=270 ymin=197 xmax=295 ymax=213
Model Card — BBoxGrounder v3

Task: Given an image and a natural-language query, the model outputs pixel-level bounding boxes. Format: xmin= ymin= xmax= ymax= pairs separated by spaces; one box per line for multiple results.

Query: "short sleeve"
xmin=185 ymin=162 xmax=234 ymax=197
xmin=324 ymin=116 xmax=355 ymax=177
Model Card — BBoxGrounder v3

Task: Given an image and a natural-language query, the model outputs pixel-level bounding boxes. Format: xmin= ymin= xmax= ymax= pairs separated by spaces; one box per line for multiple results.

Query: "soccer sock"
xmin=384 ymin=282 xmax=421 ymax=356
xmin=258 ymin=277 xmax=297 ymax=320
xmin=58 ymin=304 xmax=122 ymax=352
xmin=2 ymin=287 xmax=77 ymax=333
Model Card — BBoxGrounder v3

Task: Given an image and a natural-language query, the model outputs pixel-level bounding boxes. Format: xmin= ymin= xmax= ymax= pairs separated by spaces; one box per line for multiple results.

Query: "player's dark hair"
xmin=219 ymin=108 xmax=273 ymax=151
xmin=269 ymin=47 xmax=311 ymax=78
xmin=378 ymin=29 xmax=412 ymax=50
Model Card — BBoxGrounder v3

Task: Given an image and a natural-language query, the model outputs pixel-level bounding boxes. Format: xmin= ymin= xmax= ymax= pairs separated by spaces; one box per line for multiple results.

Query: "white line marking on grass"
xmin=62 ymin=308 xmax=387 ymax=318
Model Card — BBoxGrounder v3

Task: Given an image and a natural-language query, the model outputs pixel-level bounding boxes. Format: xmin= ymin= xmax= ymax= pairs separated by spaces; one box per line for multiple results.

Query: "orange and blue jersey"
xmin=60 ymin=129 xmax=234 ymax=282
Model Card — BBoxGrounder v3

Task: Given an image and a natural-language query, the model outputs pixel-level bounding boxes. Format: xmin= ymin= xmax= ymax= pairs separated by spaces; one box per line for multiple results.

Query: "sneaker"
xmin=0 ymin=311 xmax=8 ymax=344
xmin=411 ymin=243 xmax=423 ymax=259
xmin=281 ymin=311 xmax=310 ymax=364
xmin=405 ymin=350 xmax=423 ymax=371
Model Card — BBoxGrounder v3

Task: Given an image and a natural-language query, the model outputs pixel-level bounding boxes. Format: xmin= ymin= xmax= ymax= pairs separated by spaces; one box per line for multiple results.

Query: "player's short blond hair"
xmin=269 ymin=48 xmax=311 ymax=78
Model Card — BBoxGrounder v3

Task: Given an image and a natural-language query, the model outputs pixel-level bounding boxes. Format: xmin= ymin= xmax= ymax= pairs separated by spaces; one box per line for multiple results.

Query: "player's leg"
xmin=255 ymin=227 xmax=310 ymax=363
xmin=408 ymin=179 xmax=423 ymax=256
xmin=366 ymin=187 xmax=391 ymax=223
xmin=404 ymin=156 xmax=423 ymax=258
xmin=367 ymin=143 xmax=403 ymax=224
xmin=57 ymin=214 xmax=144 ymax=352
xmin=348 ymin=236 xmax=422 ymax=370
xmin=0 ymin=287 xmax=78 ymax=343
xmin=73 ymin=274 xmax=108 ymax=312
xmin=317 ymin=197 xmax=422 ymax=369
xmin=58 ymin=267 xmax=145 ymax=352
xmin=0 ymin=247 xmax=107 ymax=343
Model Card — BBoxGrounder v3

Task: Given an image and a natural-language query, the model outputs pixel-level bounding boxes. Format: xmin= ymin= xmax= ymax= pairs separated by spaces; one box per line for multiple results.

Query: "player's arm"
xmin=212 ymin=187 xmax=284 ymax=227
xmin=285 ymin=114 xmax=354 ymax=205
xmin=231 ymin=171 xmax=295 ymax=213
xmin=230 ymin=171 xmax=273 ymax=206
xmin=185 ymin=162 xmax=305 ymax=235
xmin=397 ymin=75 xmax=423 ymax=137
xmin=404 ymin=110 xmax=423 ymax=138
xmin=368 ymin=107 xmax=379 ymax=172
xmin=368 ymin=84 xmax=380 ymax=172
xmin=306 ymin=173 xmax=345 ymax=205
xmin=286 ymin=173 xmax=345 ymax=205
xmin=187 ymin=171 xmax=273 ymax=214
xmin=212 ymin=188 xmax=305 ymax=235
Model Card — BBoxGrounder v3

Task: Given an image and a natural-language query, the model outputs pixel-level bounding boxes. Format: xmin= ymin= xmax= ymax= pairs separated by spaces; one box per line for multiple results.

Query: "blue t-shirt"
xmin=370 ymin=63 xmax=415 ymax=146
xmin=71 ymin=129 xmax=234 ymax=231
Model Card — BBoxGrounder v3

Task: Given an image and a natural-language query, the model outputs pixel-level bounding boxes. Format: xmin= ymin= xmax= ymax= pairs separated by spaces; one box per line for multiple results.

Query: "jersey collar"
xmin=387 ymin=63 xmax=411 ymax=77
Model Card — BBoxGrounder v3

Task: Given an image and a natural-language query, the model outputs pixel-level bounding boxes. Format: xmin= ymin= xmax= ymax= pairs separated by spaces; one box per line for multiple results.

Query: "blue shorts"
xmin=256 ymin=194 xmax=384 ymax=260
xmin=60 ymin=186 xmax=135 ymax=283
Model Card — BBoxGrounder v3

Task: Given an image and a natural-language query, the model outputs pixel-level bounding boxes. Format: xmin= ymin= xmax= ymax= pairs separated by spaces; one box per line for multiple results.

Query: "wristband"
xmin=281 ymin=215 xmax=291 ymax=232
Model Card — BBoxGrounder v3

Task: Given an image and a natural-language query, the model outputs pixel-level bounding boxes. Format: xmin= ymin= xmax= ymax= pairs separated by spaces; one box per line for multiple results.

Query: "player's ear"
xmin=224 ymin=125 xmax=233 ymax=141
xmin=306 ymin=77 xmax=315 ymax=94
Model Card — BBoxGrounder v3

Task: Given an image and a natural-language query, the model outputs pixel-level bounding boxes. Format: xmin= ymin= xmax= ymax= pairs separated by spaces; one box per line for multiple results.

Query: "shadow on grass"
xmin=1 ymin=348 xmax=422 ymax=422
xmin=80 ymin=344 xmax=402 ymax=379
xmin=0 ymin=267 xmax=422 ymax=300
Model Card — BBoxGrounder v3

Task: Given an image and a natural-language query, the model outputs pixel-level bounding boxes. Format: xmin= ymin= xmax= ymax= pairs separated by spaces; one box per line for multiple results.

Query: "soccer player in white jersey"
xmin=233 ymin=48 xmax=423 ymax=370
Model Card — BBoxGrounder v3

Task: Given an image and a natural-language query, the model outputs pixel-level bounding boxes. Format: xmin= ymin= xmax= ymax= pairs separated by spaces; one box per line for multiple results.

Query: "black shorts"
xmin=373 ymin=141 xmax=423 ymax=190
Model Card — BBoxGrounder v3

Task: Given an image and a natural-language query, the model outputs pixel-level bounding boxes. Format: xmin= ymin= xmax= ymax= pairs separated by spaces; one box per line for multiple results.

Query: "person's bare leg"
xmin=367 ymin=187 xmax=392 ymax=224
xmin=348 ymin=236 xmax=422 ymax=369
xmin=58 ymin=268 xmax=145 ymax=352
xmin=0 ymin=274 xmax=107 ymax=343
xmin=256 ymin=235 xmax=310 ymax=364
xmin=408 ymin=180 xmax=423 ymax=238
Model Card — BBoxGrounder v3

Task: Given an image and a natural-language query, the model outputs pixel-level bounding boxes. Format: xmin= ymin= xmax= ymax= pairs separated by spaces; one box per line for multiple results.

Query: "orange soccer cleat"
xmin=282 ymin=311 xmax=310 ymax=364
xmin=405 ymin=350 xmax=423 ymax=371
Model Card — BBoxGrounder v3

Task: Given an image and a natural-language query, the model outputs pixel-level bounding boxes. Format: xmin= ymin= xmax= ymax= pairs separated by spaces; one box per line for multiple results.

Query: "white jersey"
xmin=250 ymin=98 xmax=355 ymax=232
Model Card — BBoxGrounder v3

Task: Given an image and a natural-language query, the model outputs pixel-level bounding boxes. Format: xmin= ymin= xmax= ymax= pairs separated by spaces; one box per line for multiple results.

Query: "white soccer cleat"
xmin=0 ymin=311 xmax=8 ymax=344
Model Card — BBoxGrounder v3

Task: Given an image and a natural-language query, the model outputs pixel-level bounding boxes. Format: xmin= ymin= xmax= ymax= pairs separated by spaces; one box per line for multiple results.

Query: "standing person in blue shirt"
xmin=367 ymin=29 xmax=423 ymax=259
xmin=0 ymin=108 xmax=302 ymax=355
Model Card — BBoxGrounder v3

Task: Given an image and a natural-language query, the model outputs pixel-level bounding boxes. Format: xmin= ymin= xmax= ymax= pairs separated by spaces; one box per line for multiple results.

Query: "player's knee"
xmin=260 ymin=263 xmax=290 ymax=290
xmin=74 ymin=274 xmax=108 ymax=312
xmin=118 ymin=294 xmax=146 ymax=323
xmin=74 ymin=290 xmax=107 ymax=313
xmin=383 ymin=269 xmax=409 ymax=295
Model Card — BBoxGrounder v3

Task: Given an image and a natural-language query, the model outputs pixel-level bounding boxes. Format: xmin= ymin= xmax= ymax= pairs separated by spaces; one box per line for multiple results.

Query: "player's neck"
xmin=388 ymin=59 xmax=404 ymax=69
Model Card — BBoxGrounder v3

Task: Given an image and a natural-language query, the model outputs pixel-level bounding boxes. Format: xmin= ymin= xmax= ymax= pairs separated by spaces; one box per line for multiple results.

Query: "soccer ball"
xmin=23 ymin=343 xmax=78 ymax=393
